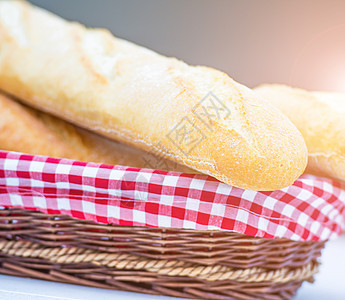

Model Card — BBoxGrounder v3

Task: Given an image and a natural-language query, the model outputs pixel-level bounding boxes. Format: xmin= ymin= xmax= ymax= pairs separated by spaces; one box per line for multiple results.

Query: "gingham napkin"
xmin=0 ymin=150 xmax=344 ymax=241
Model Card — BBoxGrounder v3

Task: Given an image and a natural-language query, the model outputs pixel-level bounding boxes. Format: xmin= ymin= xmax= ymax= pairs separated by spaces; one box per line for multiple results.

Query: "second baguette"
xmin=255 ymin=84 xmax=345 ymax=183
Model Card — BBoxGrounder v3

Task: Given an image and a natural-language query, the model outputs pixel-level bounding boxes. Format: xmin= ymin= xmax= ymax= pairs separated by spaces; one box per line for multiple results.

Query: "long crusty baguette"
xmin=254 ymin=84 xmax=345 ymax=182
xmin=0 ymin=0 xmax=307 ymax=190
xmin=0 ymin=92 xmax=193 ymax=172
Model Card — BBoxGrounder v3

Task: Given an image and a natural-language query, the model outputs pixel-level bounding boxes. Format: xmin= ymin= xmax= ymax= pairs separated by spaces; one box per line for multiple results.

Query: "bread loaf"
xmin=0 ymin=92 xmax=192 ymax=172
xmin=0 ymin=0 xmax=308 ymax=190
xmin=255 ymin=84 xmax=345 ymax=182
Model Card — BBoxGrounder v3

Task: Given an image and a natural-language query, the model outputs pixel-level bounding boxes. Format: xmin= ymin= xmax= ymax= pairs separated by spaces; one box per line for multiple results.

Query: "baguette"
xmin=0 ymin=0 xmax=307 ymax=190
xmin=0 ymin=92 xmax=192 ymax=172
xmin=254 ymin=84 xmax=345 ymax=182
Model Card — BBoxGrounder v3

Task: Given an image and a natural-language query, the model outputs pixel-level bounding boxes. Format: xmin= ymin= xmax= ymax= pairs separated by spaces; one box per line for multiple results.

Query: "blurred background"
xmin=29 ymin=0 xmax=345 ymax=92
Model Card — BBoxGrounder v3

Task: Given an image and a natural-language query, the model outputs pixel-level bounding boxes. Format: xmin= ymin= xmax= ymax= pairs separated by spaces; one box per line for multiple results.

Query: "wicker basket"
xmin=0 ymin=207 xmax=324 ymax=300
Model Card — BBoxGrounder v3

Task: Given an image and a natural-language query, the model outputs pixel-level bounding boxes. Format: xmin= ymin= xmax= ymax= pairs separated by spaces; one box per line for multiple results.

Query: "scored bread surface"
xmin=0 ymin=0 xmax=308 ymax=190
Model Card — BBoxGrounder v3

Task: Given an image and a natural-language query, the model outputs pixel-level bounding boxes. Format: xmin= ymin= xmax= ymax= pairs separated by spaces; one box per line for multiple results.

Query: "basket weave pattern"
xmin=0 ymin=208 xmax=325 ymax=299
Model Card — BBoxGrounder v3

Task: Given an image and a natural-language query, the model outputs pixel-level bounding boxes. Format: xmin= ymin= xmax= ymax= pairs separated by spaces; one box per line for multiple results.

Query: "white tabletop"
xmin=0 ymin=236 xmax=344 ymax=300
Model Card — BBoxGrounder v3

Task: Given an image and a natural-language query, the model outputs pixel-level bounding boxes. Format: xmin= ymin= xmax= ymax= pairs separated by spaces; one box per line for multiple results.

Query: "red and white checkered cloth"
xmin=0 ymin=150 xmax=344 ymax=241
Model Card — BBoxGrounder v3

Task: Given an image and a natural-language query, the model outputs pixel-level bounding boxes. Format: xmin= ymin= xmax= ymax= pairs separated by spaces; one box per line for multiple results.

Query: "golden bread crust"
xmin=0 ymin=1 xmax=307 ymax=190
xmin=0 ymin=92 xmax=191 ymax=172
